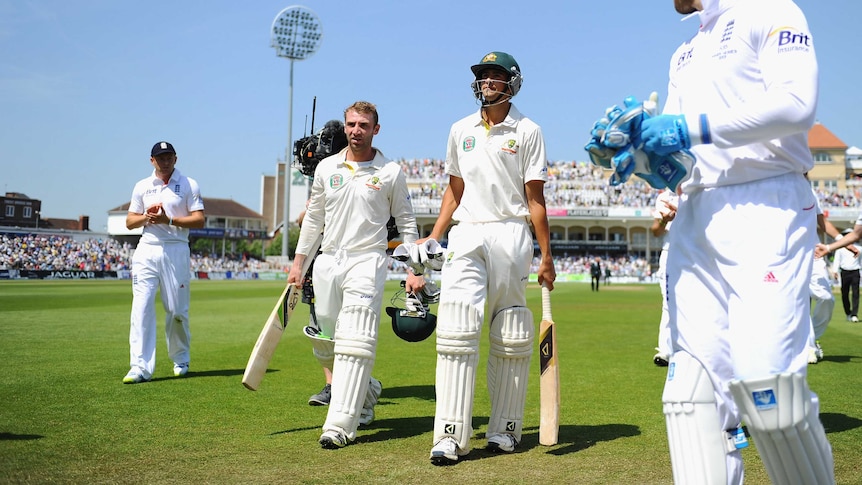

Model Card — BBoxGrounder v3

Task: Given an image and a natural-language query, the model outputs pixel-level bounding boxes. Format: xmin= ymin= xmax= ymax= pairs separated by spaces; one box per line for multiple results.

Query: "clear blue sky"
xmin=1 ymin=0 xmax=859 ymax=232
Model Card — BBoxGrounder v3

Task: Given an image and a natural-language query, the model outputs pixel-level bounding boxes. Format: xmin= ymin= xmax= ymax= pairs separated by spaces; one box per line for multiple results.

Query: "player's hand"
xmin=638 ymin=114 xmax=692 ymax=156
xmin=814 ymin=243 xmax=830 ymax=259
xmin=537 ymin=256 xmax=556 ymax=292
xmin=405 ymin=271 xmax=425 ymax=294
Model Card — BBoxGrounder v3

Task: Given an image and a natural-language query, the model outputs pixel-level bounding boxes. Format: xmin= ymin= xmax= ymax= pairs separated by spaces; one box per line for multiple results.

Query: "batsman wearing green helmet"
xmin=422 ymin=51 xmax=556 ymax=465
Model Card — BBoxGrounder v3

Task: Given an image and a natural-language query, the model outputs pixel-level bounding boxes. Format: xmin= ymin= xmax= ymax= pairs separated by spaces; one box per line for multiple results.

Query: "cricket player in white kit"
xmin=124 ymin=141 xmax=205 ymax=384
xmin=589 ymin=0 xmax=834 ymax=482
xmin=650 ymin=189 xmax=679 ymax=367
xmin=806 ymin=189 xmax=846 ymax=364
xmin=641 ymin=0 xmax=833 ymax=482
xmin=425 ymin=51 xmax=556 ymax=465
xmin=288 ymin=101 xmax=421 ymax=449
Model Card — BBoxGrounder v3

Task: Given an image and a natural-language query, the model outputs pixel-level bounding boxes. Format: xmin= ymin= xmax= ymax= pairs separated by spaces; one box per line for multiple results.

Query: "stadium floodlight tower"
xmin=271 ymin=5 xmax=322 ymax=256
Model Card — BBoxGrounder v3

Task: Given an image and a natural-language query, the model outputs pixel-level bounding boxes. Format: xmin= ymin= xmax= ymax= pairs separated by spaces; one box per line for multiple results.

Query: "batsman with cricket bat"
xmin=423 ymin=51 xmax=556 ymax=466
xmin=287 ymin=101 xmax=423 ymax=450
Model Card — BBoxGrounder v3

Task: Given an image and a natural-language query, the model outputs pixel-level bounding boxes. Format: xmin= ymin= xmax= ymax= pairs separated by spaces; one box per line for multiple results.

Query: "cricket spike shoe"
xmin=308 ymin=383 xmax=331 ymax=406
xmin=173 ymin=363 xmax=189 ymax=377
xmin=430 ymin=437 xmax=463 ymax=465
xmin=319 ymin=429 xmax=349 ymax=449
xmin=486 ymin=433 xmax=519 ymax=453
xmin=122 ymin=369 xmax=151 ymax=384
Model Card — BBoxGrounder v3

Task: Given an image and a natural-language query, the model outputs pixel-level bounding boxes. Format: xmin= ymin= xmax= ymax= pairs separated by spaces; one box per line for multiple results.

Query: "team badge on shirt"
xmin=501 ymin=139 xmax=518 ymax=154
xmin=463 ymin=136 xmax=475 ymax=152
xmin=329 ymin=174 xmax=343 ymax=188
xmin=366 ymin=176 xmax=382 ymax=191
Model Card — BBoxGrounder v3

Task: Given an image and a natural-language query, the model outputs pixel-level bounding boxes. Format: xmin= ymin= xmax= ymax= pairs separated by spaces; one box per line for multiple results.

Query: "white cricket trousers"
xmin=129 ymin=241 xmax=191 ymax=378
xmin=656 ymin=246 xmax=672 ymax=356
xmin=667 ymin=172 xmax=816 ymax=433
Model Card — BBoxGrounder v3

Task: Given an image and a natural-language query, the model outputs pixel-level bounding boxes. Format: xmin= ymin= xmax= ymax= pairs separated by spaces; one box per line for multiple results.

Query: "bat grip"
xmin=541 ymin=283 xmax=552 ymax=322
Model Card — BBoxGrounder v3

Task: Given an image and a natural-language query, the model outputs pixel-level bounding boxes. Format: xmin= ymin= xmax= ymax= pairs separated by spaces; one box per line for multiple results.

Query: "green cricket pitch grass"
xmin=2 ymin=279 xmax=862 ymax=484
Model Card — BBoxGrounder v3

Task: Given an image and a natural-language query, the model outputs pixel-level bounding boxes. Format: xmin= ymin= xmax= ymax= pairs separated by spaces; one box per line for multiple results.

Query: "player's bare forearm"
xmin=287 ymin=253 xmax=307 ymax=285
xmin=427 ymin=181 xmax=460 ymax=241
xmin=526 ymin=181 xmax=555 ymax=290
xmin=126 ymin=212 xmax=148 ymax=230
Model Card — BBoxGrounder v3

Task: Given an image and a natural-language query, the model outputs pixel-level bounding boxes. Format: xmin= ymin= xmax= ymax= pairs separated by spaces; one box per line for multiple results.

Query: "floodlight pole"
xmin=283 ymin=58 xmax=295 ymax=257
xmin=271 ymin=5 xmax=323 ymax=257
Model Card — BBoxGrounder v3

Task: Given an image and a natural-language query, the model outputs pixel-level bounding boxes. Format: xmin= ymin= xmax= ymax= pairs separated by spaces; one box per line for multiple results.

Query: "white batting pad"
xmin=323 ymin=305 xmax=379 ymax=440
xmin=486 ymin=306 xmax=533 ymax=442
xmin=729 ymin=373 xmax=834 ymax=485
xmin=303 ymin=325 xmax=334 ymax=370
xmin=433 ymin=300 xmax=482 ymax=452
xmin=662 ymin=351 xmax=742 ymax=484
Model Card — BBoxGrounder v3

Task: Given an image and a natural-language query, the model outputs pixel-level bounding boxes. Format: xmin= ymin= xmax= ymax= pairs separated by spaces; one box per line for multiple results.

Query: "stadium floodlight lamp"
xmin=271 ymin=5 xmax=323 ymax=256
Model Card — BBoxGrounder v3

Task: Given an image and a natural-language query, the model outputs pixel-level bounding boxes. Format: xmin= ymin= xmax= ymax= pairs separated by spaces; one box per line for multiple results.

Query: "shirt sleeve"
xmin=390 ymin=167 xmax=419 ymax=244
xmin=685 ymin=5 xmax=818 ymax=148
xmin=296 ymin=169 xmax=325 ymax=256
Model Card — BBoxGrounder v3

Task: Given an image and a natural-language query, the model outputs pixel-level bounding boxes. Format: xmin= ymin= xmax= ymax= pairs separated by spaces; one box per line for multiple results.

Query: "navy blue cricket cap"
xmin=151 ymin=141 xmax=176 ymax=157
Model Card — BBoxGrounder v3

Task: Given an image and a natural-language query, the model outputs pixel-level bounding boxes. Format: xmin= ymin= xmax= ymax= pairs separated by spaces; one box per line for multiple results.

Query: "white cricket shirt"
xmin=446 ymin=104 xmax=548 ymax=223
xmin=128 ymin=168 xmax=204 ymax=244
xmin=663 ymin=0 xmax=818 ymax=190
xmin=296 ymin=148 xmax=418 ymax=256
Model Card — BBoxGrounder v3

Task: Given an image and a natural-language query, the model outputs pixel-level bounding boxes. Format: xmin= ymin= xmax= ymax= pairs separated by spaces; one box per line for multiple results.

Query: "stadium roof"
xmin=109 ymin=197 xmax=263 ymax=220
xmin=809 ymin=122 xmax=847 ymax=150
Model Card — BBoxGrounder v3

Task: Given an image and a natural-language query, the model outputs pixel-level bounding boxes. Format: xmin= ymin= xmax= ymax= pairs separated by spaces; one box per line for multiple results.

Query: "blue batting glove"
xmin=636 ymin=149 xmax=695 ymax=191
xmin=584 ymin=110 xmax=617 ymax=169
xmin=639 ymin=114 xmax=691 ymax=156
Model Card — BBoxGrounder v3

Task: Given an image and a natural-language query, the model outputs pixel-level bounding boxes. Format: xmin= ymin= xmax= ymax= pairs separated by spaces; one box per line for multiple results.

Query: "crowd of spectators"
xmin=0 ymin=234 xmax=273 ymax=273
xmin=6 ymin=160 xmax=858 ymax=275
xmin=531 ymin=254 xmax=654 ymax=282
xmin=398 ymin=157 xmax=862 ymax=210
xmin=1 ymin=234 xmax=133 ymax=271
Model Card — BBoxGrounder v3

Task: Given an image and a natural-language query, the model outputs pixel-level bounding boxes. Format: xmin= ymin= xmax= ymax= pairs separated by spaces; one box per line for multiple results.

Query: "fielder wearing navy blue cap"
xmin=151 ymin=141 xmax=176 ymax=157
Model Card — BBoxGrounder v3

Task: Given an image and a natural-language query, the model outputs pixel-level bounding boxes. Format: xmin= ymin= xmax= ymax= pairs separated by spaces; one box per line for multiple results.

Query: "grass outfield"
xmin=1 ymin=279 xmax=861 ymax=484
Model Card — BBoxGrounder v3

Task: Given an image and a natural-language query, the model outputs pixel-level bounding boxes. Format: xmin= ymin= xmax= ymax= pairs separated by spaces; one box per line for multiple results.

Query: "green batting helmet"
xmin=470 ymin=51 xmax=523 ymax=97
xmin=386 ymin=290 xmax=437 ymax=342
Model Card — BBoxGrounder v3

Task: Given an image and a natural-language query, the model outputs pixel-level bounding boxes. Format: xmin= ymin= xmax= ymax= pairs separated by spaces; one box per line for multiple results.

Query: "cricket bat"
xmin=539 ymin=283 xmax=560 ymax=446
xmin=242 ymin=233 xmax=322 ymax=391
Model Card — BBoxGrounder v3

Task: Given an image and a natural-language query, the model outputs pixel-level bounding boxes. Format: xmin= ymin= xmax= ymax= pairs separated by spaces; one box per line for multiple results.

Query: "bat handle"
xmin=541 ymin=282 xmax=552 ymax=322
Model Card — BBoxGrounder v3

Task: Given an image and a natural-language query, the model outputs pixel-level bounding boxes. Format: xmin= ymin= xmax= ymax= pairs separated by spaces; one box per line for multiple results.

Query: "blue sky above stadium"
xmin=1 ymin=0 xmax=858 ymax=232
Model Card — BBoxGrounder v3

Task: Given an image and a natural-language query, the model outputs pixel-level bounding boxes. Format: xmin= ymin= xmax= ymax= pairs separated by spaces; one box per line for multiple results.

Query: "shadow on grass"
xmin=0 ymin=432 xmax=43 ymax=440
xmin=146 ymin=368 xmax=264 ymax=382
xmin=380 ymin=384 xmax=435 ymax=401
xmin=821 ymin=412 xmax=862 ymax=434
xmin=819 ymin=354 xmax=860 ymax=364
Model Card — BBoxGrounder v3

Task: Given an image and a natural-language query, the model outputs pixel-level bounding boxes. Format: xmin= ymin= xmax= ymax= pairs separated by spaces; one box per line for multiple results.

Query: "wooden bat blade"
xmin=241 ymin=283 xmax=301 ymax=390
xmin=539 ymin=285 xmax=560 ymax=446
xmin=242 ymin=232 xmax=322 ymax=391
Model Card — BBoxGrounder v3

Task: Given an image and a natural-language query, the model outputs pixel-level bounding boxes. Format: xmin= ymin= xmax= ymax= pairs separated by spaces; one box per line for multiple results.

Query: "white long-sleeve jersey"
xmin=295 ymin=148 xmax=418 ymax=256
xmin=663 ymin=0 xmax=819 ymax=190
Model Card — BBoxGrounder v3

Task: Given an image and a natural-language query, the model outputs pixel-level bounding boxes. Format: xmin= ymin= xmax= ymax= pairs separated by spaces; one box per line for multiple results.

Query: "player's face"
xmin=674 ymin=0 xmax=701 ymax=15
xmin=476 ymin=69 xmax=511 ymax=101
xmin=344 ymin=110 xmax=379 ymax=154
xmin=150 ymin=153 xmax=177 ymax=176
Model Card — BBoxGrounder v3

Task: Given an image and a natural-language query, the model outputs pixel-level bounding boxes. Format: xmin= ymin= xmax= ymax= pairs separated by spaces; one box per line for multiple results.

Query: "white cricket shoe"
xmin=122 ymin=369 xmax=150 ymax=384
xmin=486 ymin=433 xmax=519 ymax=453
xmin=319 ymin=429 xmax=349 ymax=449
xmin=173 ymin=363 xmax=189 ymax=377
xmin=852 ymin=316 xmax=859 ymax=323
xmin=807 ymin=347 xmax=819 ymax=365
xmin=358 ymin=377 xmax=382 ymax=426
xmin=815 ymin=340 xmax=824 ymax=362
xmin=430 ymin=437 xmax=463 ymax=465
